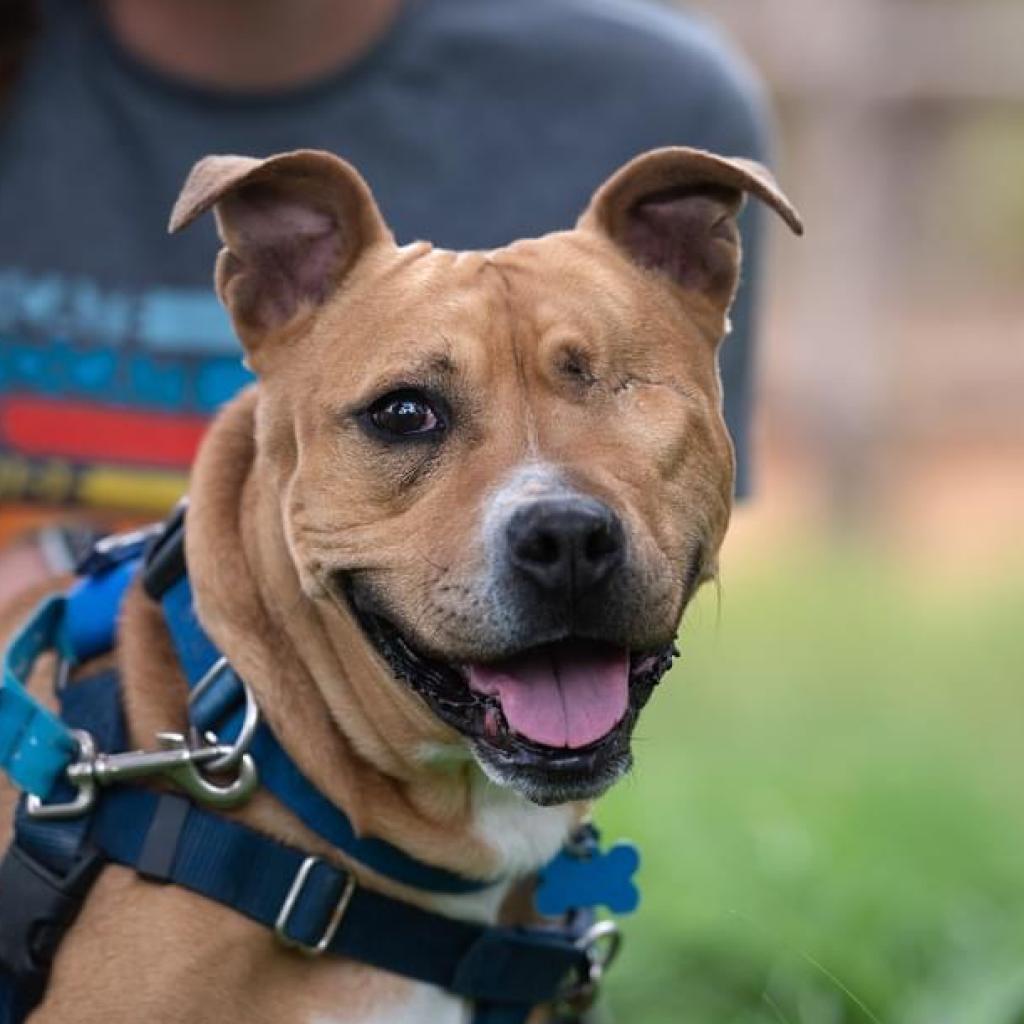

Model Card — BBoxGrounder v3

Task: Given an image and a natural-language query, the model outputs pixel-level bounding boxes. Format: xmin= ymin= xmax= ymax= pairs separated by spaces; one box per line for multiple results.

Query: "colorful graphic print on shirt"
xmin=0 ymin=268 xmax=249 ymax=515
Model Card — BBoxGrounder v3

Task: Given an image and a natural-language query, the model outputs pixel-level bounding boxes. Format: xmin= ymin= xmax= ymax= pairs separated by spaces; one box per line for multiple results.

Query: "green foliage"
xmin=599 ymin=547 xmax=1024 ymax=1024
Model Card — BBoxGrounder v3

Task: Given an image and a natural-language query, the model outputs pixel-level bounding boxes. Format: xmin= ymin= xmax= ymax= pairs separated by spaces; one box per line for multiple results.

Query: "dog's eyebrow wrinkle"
xmin=426 ymin=346 xmax=456 ymax=376
xmin=484 ymin=260 xmax=539 ymax=457
xmin=403 ymin=351 xmax=456 ymax=379
xmin=363 ymin=350 xmax=457 ymax=395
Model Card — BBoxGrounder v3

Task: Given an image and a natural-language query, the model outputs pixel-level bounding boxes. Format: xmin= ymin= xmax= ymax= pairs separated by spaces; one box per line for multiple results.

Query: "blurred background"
xmin=602 ymin=0 xmax=1024 ymax=1021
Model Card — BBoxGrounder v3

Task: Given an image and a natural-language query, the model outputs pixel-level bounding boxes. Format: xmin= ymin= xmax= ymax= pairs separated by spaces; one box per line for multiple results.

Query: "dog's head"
xmin=171 ymin=148 xmax=801 ymax=805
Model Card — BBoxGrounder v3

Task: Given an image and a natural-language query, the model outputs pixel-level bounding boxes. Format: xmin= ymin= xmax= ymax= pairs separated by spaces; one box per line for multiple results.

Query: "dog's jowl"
xmin=0 ymin=147 xmax=800 ymax=1023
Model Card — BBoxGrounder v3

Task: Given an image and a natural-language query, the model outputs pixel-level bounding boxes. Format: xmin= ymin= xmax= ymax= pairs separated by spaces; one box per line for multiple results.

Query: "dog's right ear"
xmin=169 ymin=149 xmax=393 ymax=360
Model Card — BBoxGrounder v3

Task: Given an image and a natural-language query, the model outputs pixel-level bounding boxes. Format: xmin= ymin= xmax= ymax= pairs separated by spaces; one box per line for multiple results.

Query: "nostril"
xmin=517 ymin=529 xmax=562 ymax=567
xmin=584 ymin=523 xmax=619 ymax=563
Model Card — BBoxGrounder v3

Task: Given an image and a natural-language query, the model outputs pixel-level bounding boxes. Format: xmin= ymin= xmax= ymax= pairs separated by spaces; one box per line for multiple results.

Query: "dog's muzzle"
xmin=337 ymin=478 xmax=686 ymax=804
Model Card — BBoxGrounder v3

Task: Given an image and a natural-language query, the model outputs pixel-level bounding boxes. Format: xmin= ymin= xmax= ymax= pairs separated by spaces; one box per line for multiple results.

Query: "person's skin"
xmin=0 ymin=543 xmax=49 ymax=606
xmin=99 ymin=0 xmax=403 ymax=91
xmin=0 ymin=0 xmax=405 ymax=603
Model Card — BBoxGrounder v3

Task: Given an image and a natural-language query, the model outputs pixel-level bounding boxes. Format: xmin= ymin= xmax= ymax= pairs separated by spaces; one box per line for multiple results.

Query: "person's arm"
xmin=0 ymin=525 xmax=102 ymax=605
xmin=0 ymin=536 xmax=52 ymax=605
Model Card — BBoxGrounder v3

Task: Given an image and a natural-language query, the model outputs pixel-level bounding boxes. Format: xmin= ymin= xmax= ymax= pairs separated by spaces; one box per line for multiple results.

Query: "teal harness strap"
xmin=0 ymin=547 xmax=143 ymax=802
xmin=0 ymin=597 xmax=78 ymax=799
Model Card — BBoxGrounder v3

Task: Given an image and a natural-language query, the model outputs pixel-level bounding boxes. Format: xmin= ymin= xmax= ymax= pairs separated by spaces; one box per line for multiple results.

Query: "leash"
xmin=0 ymin=511 xmax=639 ymax=1022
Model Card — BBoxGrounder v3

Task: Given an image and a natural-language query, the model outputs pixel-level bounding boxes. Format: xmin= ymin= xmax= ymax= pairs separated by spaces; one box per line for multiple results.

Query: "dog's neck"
xmin=177 ymin=390 xmax=578 ymax=893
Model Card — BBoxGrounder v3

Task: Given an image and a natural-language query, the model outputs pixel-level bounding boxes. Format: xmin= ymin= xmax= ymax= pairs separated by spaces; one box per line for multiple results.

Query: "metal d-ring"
xmin=578 ymin=919 xmax=622 ymax=975
xmin=25 ymin=729 xmax=99 ymax=820
xmin=187 ymin=656 xmax=261 ymax=774
xmin=555 ymin=919 xmax=623 ymax=1019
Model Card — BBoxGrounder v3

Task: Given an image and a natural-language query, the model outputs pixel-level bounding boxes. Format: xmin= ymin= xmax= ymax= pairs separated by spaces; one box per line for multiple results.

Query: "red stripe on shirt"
xmin=0 ymin=397 xmax=207 ymax=469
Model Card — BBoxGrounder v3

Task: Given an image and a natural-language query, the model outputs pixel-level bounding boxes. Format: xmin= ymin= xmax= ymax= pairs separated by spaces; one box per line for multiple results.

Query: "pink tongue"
xmin=468 ymin=642 xmax=629 ymax=749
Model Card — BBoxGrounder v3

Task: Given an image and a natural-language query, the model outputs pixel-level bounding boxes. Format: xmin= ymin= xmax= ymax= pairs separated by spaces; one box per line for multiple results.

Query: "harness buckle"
xmin=274 ymin=856 xmax=357 ymax=956
xmin=75 ymin=524 xmax=164 ymax=578
xmin=0 ymin=840 xmax=104 ymax=983
xmin=554 ymin=919 xmax=622 ymax=1019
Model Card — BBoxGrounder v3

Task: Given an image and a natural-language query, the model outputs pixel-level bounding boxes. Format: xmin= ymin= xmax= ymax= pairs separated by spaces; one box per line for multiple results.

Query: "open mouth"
xmin=347 ymin=594 xmax=677 ymax=803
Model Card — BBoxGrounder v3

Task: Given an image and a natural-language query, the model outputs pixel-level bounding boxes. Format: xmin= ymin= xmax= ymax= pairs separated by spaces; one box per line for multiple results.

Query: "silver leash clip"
xmin=27 ymin=668 xmax=260 ymax=820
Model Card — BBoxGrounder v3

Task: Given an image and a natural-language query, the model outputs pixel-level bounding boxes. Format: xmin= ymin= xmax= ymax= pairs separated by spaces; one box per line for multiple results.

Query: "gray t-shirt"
xmin=0 ymin=0 xmax=768 ymax=526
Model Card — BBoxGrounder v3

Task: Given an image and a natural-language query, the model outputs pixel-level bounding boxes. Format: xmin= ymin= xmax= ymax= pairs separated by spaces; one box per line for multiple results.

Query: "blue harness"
xmin=0 ymin=511 xmax=639 ymax=1023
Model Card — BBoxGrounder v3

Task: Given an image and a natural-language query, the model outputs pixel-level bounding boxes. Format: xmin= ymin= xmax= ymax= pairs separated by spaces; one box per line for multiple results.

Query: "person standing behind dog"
xmin=0 ymin=0 xmax=770 ymax=601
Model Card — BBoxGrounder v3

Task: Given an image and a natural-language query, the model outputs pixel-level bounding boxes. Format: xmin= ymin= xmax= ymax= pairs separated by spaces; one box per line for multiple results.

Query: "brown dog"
xmin=0 ymin=147 xmax=800 ymax=1022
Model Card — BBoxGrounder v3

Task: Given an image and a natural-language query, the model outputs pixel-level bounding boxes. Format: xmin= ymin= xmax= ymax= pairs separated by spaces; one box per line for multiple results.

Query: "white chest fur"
xmin=469 ymin=773 xmax=576 ymax=877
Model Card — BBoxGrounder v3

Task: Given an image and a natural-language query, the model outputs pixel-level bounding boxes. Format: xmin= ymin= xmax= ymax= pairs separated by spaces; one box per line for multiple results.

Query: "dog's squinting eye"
xmin=364 ymin=390 xmax=445 ymax=440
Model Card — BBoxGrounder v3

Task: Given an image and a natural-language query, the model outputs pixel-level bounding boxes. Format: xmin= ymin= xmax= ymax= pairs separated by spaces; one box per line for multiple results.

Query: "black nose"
xmin=507 ymin=498 xmax=625 ymax=598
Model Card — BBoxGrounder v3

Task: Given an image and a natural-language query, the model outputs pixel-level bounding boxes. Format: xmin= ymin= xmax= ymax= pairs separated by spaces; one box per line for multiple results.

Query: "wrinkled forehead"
xmin=300 ymin=234 xmax=707 ymax=399
xmin=300 ymin=244 xmax=508 ymax=396
xmin=490 ymin=233 xmax=711 ymax=375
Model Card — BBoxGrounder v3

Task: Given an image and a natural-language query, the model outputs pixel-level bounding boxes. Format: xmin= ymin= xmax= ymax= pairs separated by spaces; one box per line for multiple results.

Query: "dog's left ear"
xmin=579 ymin=147 xmax=803 ymax=332
xmin=169 ymin=149 xmax=393 ymax=361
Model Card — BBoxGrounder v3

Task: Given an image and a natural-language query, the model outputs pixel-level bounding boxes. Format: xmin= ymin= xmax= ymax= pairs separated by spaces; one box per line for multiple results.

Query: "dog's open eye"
xmin=363 ymin=389 xmax=446 ymax=440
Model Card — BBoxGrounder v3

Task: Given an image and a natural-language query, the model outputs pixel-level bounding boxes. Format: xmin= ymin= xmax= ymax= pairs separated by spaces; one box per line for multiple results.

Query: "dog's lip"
xmin=340 ymin=585 xmax=676 ymax=761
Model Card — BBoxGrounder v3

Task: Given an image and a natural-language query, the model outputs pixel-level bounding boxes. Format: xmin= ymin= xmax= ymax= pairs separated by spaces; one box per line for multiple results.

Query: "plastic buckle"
xmin=274 ymin=857 xmax=356 ymax=956
xmin=0 ymin=842 xmax=104 ymax=981
xmin=74 ymin=524 xmax=163 ymax=578
xmin=142 ymin=500 xmax=188 ymax=599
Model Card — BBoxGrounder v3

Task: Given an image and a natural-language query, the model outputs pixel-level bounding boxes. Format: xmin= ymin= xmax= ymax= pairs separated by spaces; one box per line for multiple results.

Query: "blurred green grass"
xmin=599 ymin=545 xmax=1024 ymax=1024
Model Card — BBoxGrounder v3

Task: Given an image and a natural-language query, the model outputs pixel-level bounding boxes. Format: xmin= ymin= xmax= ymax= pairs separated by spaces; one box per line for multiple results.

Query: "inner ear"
xmin=578 ymin=147 xmax=803 ymax=327
xmin=216 ymin=181 xmax=343 ymax=333
xmin=170 ymin=150 xmax=393 ymax=360
xmin=622 ymin=185 xmax=743 ymax=300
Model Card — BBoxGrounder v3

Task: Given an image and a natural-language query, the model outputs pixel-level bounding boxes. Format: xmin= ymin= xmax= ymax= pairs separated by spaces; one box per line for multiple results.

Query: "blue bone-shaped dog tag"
xmin=535 ymin=840 xmax=641 ymax=917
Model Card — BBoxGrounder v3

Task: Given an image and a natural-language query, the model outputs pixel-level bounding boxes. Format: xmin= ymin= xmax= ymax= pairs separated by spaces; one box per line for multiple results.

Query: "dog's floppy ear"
xmin=579 ymin=147 xmax=802 ymax=331
xmin=169 ymin=149 xmax=393 ymax=358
